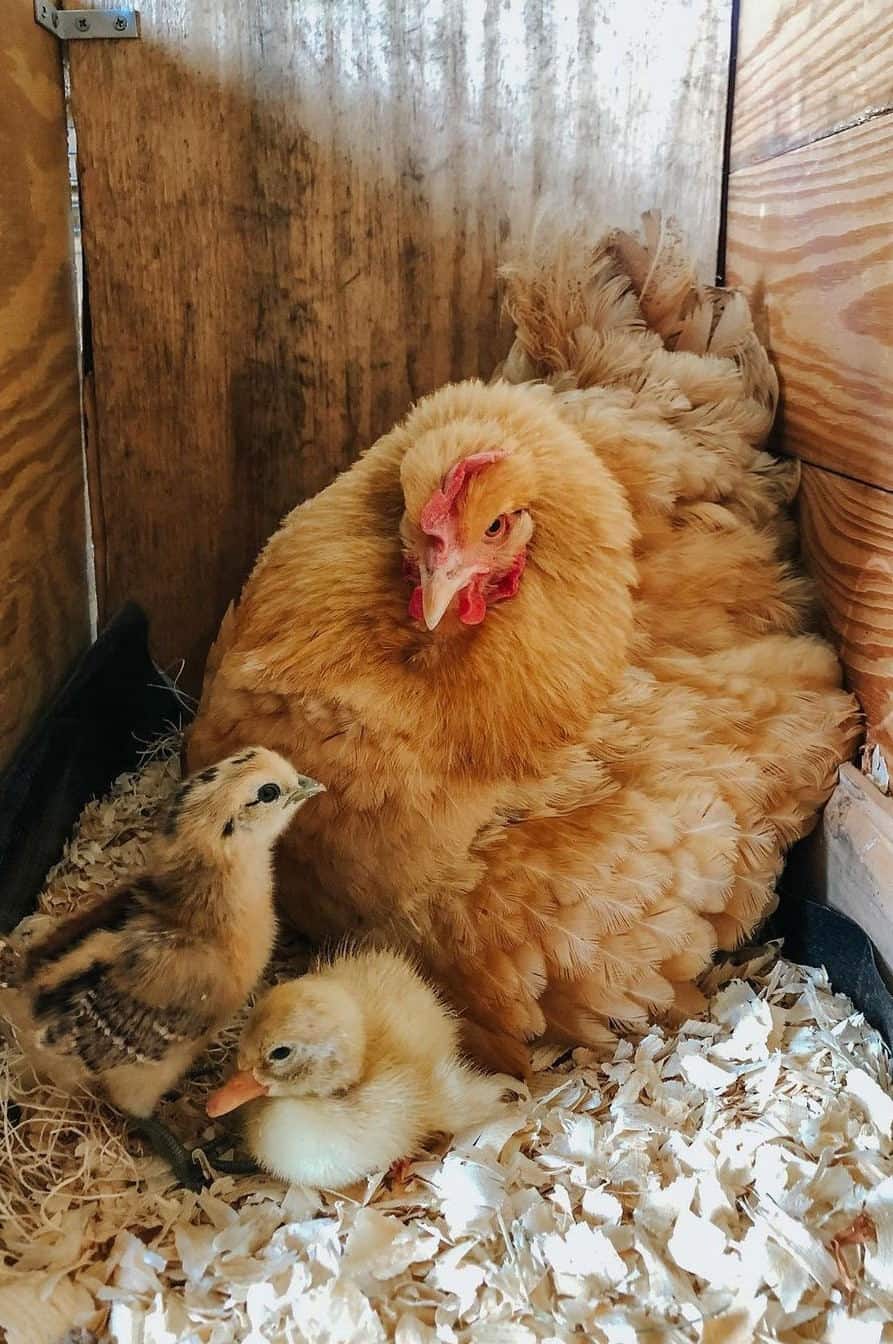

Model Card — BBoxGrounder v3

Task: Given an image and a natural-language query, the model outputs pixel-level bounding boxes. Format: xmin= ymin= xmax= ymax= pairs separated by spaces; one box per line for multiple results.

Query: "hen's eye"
xmin=485 ymin=516 xmax=505 ymax=539
xmin=268 ymin=1045 xmax=291 ymax=1062
xmin=256 ymin=783 xmax=282 ymax=804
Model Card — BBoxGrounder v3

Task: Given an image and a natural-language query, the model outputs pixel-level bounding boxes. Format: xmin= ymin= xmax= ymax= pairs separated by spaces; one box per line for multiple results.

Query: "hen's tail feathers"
xmin=497 ymin=208 xmax=779 ymax=422
xmin=495 ymin=222 xmax=646 ymax=385
xmin=495 ymin=209 xmax=791 ymax=546
xmin=608 ymin=211 xmax=696 ymax=347
xmin=610 ymin=210 xmax=778 ymax=418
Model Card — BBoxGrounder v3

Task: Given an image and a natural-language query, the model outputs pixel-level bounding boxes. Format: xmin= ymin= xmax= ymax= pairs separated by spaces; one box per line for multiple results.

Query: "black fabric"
xmin=0 ymin=605 xmax=186 ymax=933
xmin=767 ymin=891 xmax=893 ymax=1048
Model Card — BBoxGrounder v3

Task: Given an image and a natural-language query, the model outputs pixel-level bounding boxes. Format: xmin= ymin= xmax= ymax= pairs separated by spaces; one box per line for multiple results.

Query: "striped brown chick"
xmin=0 ymin=747 xmax=324 ymax=1187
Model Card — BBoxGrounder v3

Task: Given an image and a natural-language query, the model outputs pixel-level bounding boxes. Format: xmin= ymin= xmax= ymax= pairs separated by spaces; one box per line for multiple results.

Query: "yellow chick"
xmin=206 ymin=948 xmax=512 ymax=1189
xmin=0 ymin=747 xmax=324 ymax=1186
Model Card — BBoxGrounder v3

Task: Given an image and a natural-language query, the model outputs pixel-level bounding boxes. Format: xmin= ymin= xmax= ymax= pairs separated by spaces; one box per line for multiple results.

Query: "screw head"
xmin=113 ymin=15 xmax=127 ymax=29
xmin=75 ymin=15 xmax=89 ymax=30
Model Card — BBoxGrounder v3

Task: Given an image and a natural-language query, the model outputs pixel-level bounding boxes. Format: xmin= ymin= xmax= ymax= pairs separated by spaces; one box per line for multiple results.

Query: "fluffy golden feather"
xmin=188 ymin=216 xmax=860 ymax=1074
xmin=206 ymin=948 xmax=510 ymax=1189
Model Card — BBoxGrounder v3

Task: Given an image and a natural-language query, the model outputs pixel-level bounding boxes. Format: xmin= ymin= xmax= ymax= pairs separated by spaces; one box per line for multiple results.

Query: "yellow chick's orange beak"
xmin=206 ymin=1070 xmax=269 ymax=1117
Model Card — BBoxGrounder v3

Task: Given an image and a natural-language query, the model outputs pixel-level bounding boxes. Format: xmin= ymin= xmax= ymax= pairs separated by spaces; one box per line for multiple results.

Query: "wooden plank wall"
xmin=726 ymin=0 xmax=893 ymax=765
xmin=67 ymin=0 xmax=733 ymax=688
xmin=726 ymin=0 xmax=893 ymax=965
xmin=0 ymin=5 xmax=88 ymax=770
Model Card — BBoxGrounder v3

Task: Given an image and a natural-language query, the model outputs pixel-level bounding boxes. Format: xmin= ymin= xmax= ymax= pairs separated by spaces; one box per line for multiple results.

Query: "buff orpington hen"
xmin=187 ymin=215 xmax=860 ymax=1075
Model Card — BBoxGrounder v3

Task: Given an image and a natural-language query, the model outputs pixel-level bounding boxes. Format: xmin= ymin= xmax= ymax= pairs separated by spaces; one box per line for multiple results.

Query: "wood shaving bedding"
xmin=1 ymin=743 xmax=892 ymax=1344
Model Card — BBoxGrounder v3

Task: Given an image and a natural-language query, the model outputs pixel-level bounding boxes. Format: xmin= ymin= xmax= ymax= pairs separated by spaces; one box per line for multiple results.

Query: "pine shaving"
xmin=1 ymin=741 xmax=892 ymax=1342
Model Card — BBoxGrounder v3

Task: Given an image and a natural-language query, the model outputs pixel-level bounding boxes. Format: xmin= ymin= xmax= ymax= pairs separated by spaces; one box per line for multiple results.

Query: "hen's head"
xmin=399 ymin=417 xmax=537 ymax=631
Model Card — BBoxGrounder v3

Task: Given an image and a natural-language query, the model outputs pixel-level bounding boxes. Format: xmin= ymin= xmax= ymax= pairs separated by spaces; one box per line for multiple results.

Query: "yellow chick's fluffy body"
xmin=206 ymin=948 xmax=511 ymax=1189
xmin=188 ymin=215 xmax=860 ymax=1075
xmin=0 ymin=748 xmax=324 ymax=1124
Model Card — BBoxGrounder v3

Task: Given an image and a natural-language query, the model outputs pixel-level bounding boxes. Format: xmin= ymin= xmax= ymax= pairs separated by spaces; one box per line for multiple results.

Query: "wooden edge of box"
xmin=800 ymin=763 xmax=893 ymax=991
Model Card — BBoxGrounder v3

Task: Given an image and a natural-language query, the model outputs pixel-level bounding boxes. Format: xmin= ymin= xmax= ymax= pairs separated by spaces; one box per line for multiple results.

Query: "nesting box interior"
xmin=5 ymin=0 xmax=893 ymax=972
xmin=2 ymin=0 xmax=893 ymax=1339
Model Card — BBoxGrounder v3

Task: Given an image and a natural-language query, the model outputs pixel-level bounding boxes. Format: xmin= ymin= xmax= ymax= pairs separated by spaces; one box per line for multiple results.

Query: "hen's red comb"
xmin=419 ymin=451 xmax=506 ymax=549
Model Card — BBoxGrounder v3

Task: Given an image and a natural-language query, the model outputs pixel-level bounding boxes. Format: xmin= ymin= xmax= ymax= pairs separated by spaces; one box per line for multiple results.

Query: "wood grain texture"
xmin=726 ymin=114 xmax=893 ymax=489
xmin=67 ymin=0 xmax=732 ymax=683
xmin=799 ymin=464 xmax=893 ymax=760
xmin=730 ymin=0 xmax=893 ymax=171
xmin=0 ymin=6 xmax=88 ymax=771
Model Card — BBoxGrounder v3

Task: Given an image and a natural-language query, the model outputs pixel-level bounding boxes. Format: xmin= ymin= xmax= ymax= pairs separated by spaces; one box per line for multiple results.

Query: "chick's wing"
xmin=33 ymin=932 xmax=216 ymax=1073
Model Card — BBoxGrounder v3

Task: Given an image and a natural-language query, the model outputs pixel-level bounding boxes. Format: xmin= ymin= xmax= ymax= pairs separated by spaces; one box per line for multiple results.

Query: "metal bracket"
xmin=35 ymin=2 xmax=139 ymax=40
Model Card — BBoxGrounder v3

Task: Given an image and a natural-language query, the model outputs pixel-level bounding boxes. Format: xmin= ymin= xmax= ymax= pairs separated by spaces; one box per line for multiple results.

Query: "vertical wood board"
xmin=726 ymin=114 xmax=893 ymax=490
xmin=0 ymin=5 xmax=88 ymax=770
xmin=799 ymin=464 xmax=893 ymax=761
xmin=68 ymin=0 xmax=733 ymax=682
xmin=730 ymin=0 xmax=893 ymax=171
xmin=727 ymin=0 xmax=893 ymax=923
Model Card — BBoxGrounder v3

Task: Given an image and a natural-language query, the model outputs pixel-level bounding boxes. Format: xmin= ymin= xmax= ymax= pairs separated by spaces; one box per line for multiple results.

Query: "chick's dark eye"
xmin=485 ymin=516 xmax=505 ymax=538
xmin=268 ymin=1045 xmax=291 ymax=1062
xmin=256 ymin=783 xmax=281 ymax=804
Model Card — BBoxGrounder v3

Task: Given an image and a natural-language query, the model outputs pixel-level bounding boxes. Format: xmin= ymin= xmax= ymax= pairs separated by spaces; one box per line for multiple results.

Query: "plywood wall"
xmin=68 ymin=0 xmax=733 ymax=687
xmin=0 ymin=5 xmax=88 ymax=770
xmin=726 ymin=0 xmax=893 ymax=766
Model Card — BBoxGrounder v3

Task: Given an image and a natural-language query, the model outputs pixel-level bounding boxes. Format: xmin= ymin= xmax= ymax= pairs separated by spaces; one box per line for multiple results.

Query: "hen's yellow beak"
xmin=421 ymin=566 xmax=476 ymax=630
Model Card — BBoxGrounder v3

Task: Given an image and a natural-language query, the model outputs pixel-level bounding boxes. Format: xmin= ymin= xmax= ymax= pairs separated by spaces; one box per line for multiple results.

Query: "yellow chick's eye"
xmin=256 ymin=783 xmax=282 ymax=804
xmin=268 ymin=1045 xmax=292 ymax=1062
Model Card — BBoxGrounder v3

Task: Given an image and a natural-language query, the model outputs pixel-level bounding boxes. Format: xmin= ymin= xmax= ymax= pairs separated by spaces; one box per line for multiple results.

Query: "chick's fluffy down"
xmin=237 ymin=950 xmax=510 ymax=1189
xmin=188 ymin=215 xmax=860 ymax=1073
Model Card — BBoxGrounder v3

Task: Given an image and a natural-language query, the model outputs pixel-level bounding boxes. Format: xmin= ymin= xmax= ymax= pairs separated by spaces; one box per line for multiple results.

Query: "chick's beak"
xmin=421 ymin=566 xmax=476 ymax=631
xmin=288 ymin=775 xmax=326 ymax=804
xmin=206 ymin=1070 xmax=269 ymax=1117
